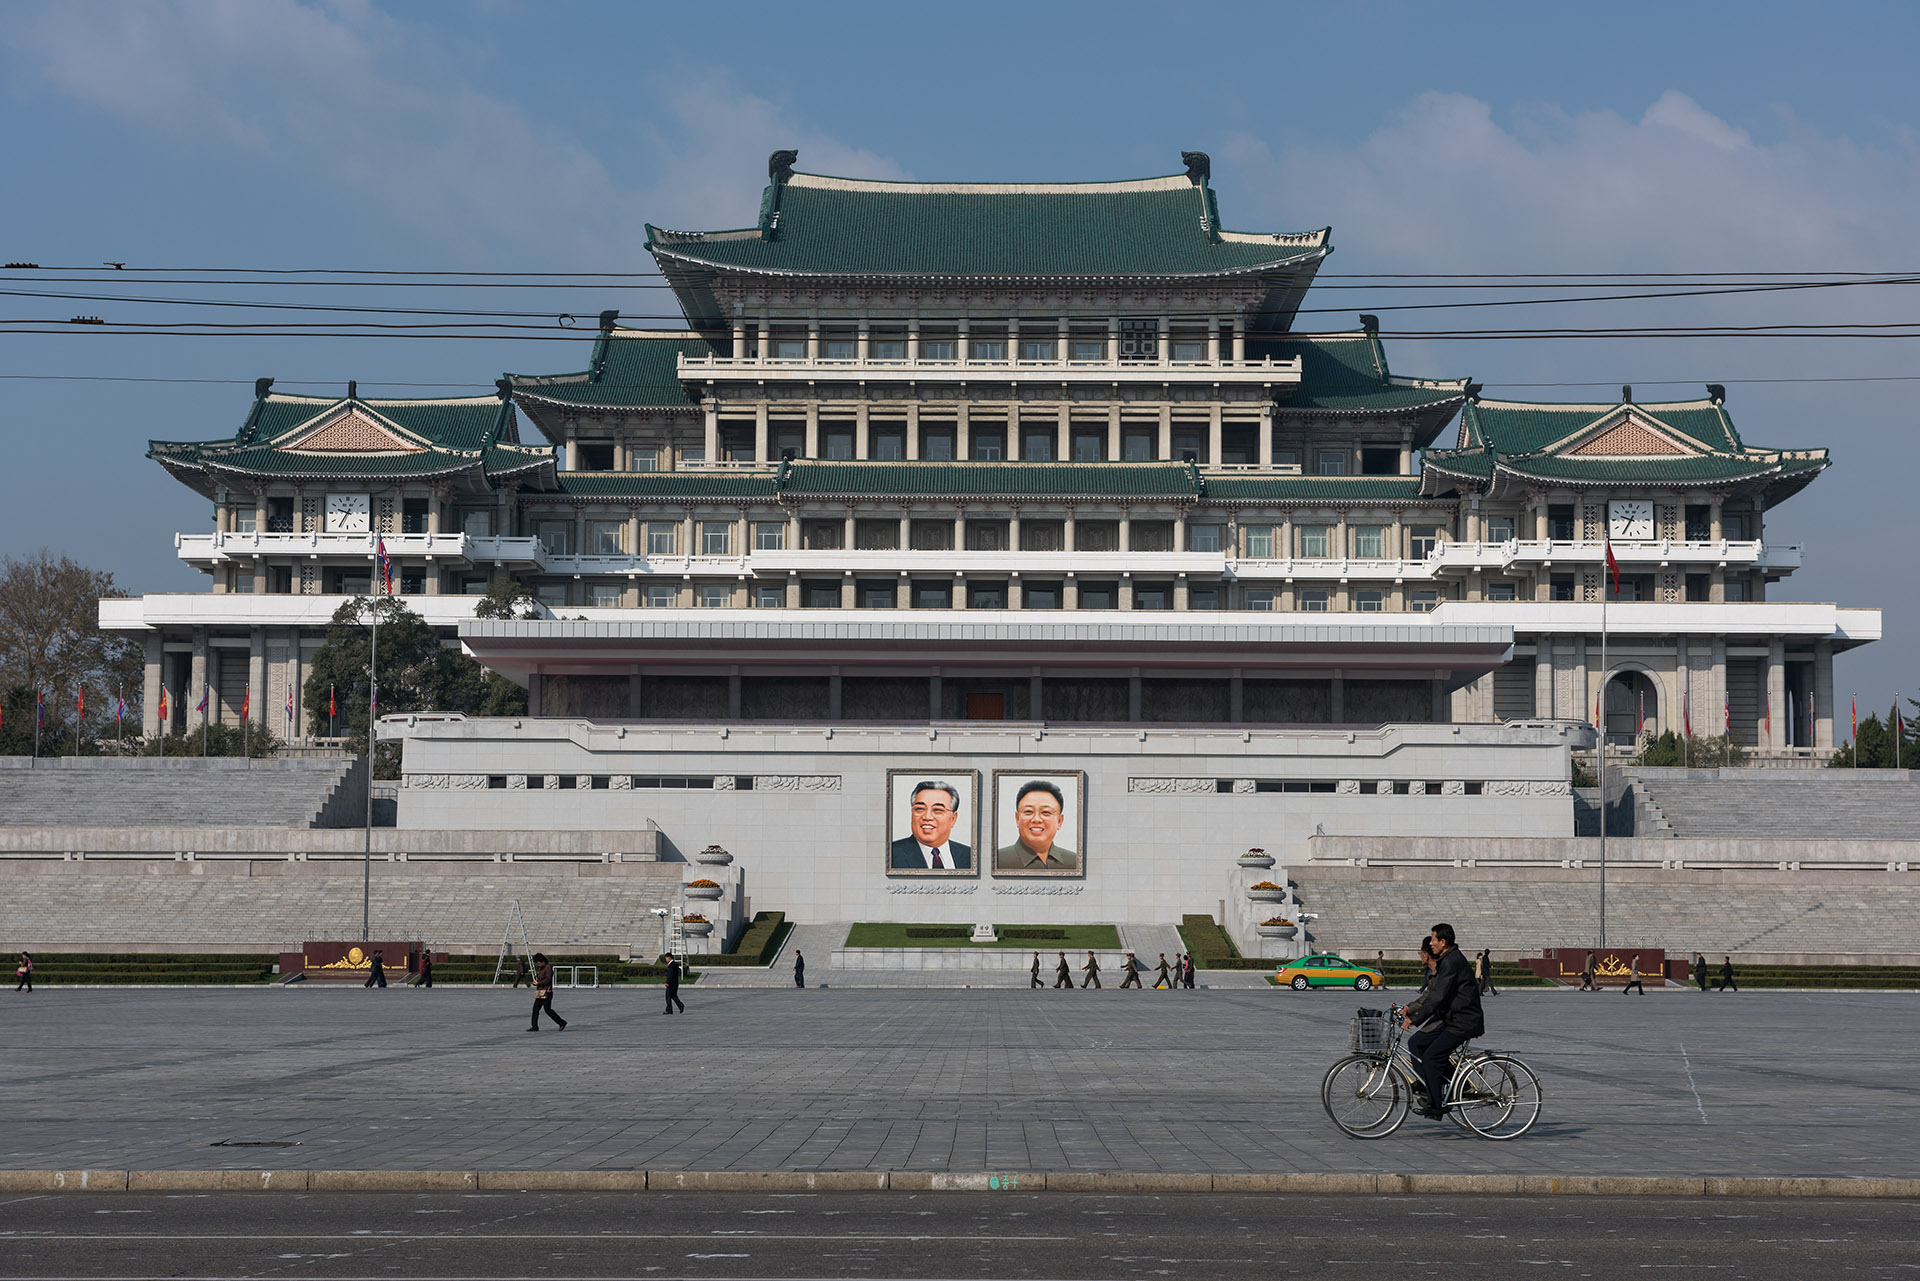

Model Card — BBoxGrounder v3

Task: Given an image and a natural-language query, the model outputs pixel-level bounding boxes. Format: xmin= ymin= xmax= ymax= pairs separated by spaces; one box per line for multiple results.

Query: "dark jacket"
xmin=665 ymin=959 xmax=682 ymax=991
xmin=1408 ymin=946 xmax=1484 ymax=1038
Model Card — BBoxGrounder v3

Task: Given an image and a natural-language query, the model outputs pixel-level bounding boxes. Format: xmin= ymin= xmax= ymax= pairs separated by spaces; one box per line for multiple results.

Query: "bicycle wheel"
xmin=1448 ymin=1056 xmax=1512 ymax=1132
xmin=1457 ymin=1055 xmax=1542 ymax=1140
xmin=1322 ymin=1054 xmax=1408 ymax=1139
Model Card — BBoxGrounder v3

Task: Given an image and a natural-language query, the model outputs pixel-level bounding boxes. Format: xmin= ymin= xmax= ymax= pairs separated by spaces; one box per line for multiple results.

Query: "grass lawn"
xmin=844 ymin=923 xmax=1123 ymax=949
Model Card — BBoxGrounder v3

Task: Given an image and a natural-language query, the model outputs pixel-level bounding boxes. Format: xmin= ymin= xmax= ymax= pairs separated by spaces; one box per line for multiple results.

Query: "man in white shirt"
xmin=889 ymin=780 xmax=973 ymax=870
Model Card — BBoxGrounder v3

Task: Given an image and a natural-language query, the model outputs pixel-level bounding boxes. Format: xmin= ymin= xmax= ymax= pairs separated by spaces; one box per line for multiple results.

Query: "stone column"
xmin=702 ymin=402 xmax=719 ymax=463
xmin=804 ymin=404 xmax=819 ymax=458
xmin=247 ymin=629 xmax=265 ymax=731
xmin=1158 ymin=405 xmax=1172 ymax=460
xmin=857 ymin=319 xmax=870 ymax=364
xmin=1107 ymin=404 xmax=1121 ymax=461
xmin=908 ymin=318 xmax=920 ymax=364
xmin=785 ymin=573 xmax=800 ymax=608
xmin=840 ymin=574 xmax=855 ymax=610
xmin=1814 ymin=639 xmax=1835 ymax=750
xmin=855 ymin=404 xmax=870 ymax=459
xmin=1258 ymin=404 xmax=1274 ymax=469
xmin=189 ymin=629 xmax=208 ymax=725
xmin=906 ymin=403 xmax=920 ymax=460
xmin=1711 ymin=635 xmax=1728 ymax=738
xmin=1231 ymin=319 xmax=1245 ymax=363
xmin=753 ymin=403 xmax=769 ymax=463
xmin=955 ymin=403 xmax=970 ymax=460
xmin=1007 ymin=576 xmax=1023 ymax=610
xmin=1057 ymin=405 xmax=1071 ymax=462
xmin=1207 ymin=317 xmax=1221 ymax=363
xmin=1534 ymin=641 xmax=1554 ymax=718
xmin=1174 ymin=575 xmax=1189 ymax=610
xmin=806 ymin=317 xmax=819 ymax=362
xmin=1063 ymin=577 xmax=1079 ymax=610
xmin=1008 ymin=411 xmax=1022 ymax=461
xmin=142 ymin=632 xmax=163 ymax=739
xmin=1766 ymin=637 xmax=1787 ymax=750
xmin=1207 ymin=406 xmax=1223 ymax=467
xmin=1107 ymin=317 xmax=1119 ymax=363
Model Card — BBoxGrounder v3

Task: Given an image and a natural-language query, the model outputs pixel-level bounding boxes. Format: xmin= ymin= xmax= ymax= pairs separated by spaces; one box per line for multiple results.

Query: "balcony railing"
xmin=177 ymin=531 xmax=552 ymax=569
xmin=747 ymin=549 xmax=1228 ymax=577
xmin=679 ymin=351 xmax=1303 ymax=387
xmin=1426 ymin=539 xmax=1796 ymax=574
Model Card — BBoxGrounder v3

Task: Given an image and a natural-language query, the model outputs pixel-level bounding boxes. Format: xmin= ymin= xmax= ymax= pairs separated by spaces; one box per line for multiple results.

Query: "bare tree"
xmin=0 ymin=550 xmax=144 ymax=748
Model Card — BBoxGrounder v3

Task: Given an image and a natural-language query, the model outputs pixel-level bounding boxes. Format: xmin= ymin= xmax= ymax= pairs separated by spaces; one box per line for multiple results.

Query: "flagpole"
xmin=1598 ymin=586 xmax=1608 ymax=950
xmin=364 ymin=540 xmax=380 ymax=943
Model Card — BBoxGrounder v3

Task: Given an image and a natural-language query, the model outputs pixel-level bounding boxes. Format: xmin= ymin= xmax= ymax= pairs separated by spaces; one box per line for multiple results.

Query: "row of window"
xmin=751 ymin=320 xmax=1217 ymax=365
xmin=580 ymin=429 xmax=1394 ymax=470
xmin=519 ymin=580 xmax=1449 ymax=612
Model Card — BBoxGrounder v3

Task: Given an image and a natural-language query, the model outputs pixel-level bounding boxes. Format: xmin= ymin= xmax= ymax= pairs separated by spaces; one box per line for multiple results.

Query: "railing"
xmin=679 ymin=351 xmax=1303 ymax=385
xmin=1427 ymin=539 xmax=1793 ymax=572
xmin=177 ymin=531 xmax=476 ymax=562
xmin=748 ymin=549 xmax=1228 ymax=576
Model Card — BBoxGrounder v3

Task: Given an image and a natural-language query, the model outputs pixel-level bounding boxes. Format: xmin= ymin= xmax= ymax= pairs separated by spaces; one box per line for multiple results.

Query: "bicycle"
xmin=1321 ymin=1004 xmax=1543 ymax=1140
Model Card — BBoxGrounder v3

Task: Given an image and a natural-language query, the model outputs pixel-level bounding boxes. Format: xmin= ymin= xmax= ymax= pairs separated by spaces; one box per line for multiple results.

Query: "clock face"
xmin=325 ymin=493 xmax=370 ymax=533
xmin=1608 ymin=500 xmax=1653 ymax=542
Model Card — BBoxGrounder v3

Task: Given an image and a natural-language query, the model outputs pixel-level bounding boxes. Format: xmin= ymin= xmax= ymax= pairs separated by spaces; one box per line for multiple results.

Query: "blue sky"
xmin=1 ymin=0 xmax=1915 ymax=710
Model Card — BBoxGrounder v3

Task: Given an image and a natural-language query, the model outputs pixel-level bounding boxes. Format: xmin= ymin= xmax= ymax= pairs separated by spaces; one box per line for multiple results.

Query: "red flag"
xmin=1763 ymin=691 xmax=1770 ymax=739
xmin=1637 ymin=690 xmax=1645 ymax=738
xmin=1603 ymin=529 xmax=1620 ymax=595
xmin=1684 ymin=696 xmax=1693 ymax=738
xmin=329 ymin=684 xmax=336 ymax=718
xmin=241 ymin=687 xmax=250 ymax=721
xmin=1851 ymin=695 xmax=1857 ymax=743
xmin=77 ymin=688 xmax=84 ymax=718
xmin=1723 ymin=693 xmax=1730 ymax=734
xmin=375 ymin=535 xmax=393 ymax=595
xmin=158 ymin=687 xmax=168 ymax=723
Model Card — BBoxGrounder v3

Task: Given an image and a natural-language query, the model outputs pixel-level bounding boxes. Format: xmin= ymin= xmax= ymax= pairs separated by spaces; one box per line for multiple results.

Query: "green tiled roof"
xmin=1257 ymin=333 xmax=1470 ymax=416
xmin=1494 ymin=453 xmax=1823 ymax=485
xmin=507 ymin=330 xmax=713 ymax=415
xmin=557 ymin=472 xmax=779 ymax=499
xmin=1458 ymin=397 xmax=1741 ymax=454
xmin=234 ymin=394 xmax=519 ymax=449
xmin=1201 ymin=475 xmax=1428 ymax=504
xmin=779 ymin=460 xmax=1200 ymax=500
xmin=646 ymin=172 xmax=1329 ymax=279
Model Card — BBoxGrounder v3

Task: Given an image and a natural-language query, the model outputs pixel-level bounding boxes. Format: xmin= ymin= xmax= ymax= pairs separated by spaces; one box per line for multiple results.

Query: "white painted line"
xmin=1679 ymin=1043 xmax=1709 ymax=1124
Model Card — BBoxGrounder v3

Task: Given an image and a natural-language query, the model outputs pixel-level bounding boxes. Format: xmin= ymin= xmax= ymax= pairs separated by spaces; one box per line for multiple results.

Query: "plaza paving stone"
xmin=2 ymin=985 xmax=1914 ymax=1180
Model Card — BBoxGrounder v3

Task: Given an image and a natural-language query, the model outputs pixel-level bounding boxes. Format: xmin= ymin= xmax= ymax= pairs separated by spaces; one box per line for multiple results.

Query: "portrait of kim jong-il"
xmin=886 ymin=772 xmax=978 ymax=874
xmin=993 ymin=773 xmax=1084 ymax=875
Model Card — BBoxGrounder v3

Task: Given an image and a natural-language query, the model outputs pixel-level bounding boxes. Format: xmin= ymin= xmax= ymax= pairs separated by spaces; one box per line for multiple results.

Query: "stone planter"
xmin=1237 ymin=850 xmax=1276 ymax=869
xmin=681 ymin=919 xmax=714 ymax=937
xmin=685 ymin=883 xmax=724 ymax=901
xmin=1256 ymin=924 xmax=1299 ymax=939
xmin=694 ymin=845 xmax=734 ymax=866
xmin=1247 ymin=887 xmax=1286 ymax=903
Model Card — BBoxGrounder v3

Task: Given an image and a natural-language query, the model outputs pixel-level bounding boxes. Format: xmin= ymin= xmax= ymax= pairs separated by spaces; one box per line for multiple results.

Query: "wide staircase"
xmin=0 ymin=757 xmax=362 ymax=829
xmin=1622 ymin=767 xmax=1920 ymax=840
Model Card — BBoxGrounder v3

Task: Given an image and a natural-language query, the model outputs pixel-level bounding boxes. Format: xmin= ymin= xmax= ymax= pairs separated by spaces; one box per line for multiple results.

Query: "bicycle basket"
xmin=1349 ymin=1009 xmax=1391 ymax=1053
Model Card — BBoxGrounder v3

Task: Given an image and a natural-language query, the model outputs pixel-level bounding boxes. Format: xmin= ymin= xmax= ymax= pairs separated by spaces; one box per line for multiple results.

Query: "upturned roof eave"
xmin=646 ymin=244 xmax=1330 ymax=284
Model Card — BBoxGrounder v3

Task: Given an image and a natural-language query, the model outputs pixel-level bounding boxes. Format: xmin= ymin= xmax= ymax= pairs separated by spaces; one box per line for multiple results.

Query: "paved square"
xmin=4 ymin=986 xmax=1914 ymax=1179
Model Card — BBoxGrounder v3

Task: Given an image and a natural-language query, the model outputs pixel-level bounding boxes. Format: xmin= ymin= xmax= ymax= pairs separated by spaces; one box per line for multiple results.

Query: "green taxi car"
xmin=1275 ymin=953 xmax=1384 ymax=991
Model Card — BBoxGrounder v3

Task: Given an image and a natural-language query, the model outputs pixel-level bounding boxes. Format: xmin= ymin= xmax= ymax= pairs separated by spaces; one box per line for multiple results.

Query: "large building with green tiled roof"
xmin=106 ymin=151 xmax=1876 ymax=768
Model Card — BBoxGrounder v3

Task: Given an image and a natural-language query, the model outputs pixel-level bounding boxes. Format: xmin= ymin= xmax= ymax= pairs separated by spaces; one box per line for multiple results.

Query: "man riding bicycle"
xmin=1399 ymin=922 xmax=1484 ymax=1120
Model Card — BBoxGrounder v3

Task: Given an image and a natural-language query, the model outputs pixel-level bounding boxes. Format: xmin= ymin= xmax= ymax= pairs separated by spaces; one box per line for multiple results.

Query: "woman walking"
xmin=528 ymin=953 xmax=567 ymax=1032
xmin=1476 ymin=948 xmax=1498 ymax=996
xmin=13 ymin=952 xmax=32 ymax=993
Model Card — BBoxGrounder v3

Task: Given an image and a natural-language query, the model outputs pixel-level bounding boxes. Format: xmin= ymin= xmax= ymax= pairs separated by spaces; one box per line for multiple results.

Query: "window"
xmin=1685 ymin=504 xmax=1711 ymax=540
xmin=1024 ymin=581 xmax=1061 ymax=609
xmin=1550 ymin=574 xmax=1575 ymax=601
xmin=920 ymin=338 xmax=956 ymax=361
xmin=971 ymin=426 xmax=1005 ymax=460
xmin=754 ymin=585 xmax=785 ymax=608
xmin=970 ymin=336 xmax=1006 ymax=361
xmin=874 ymin=429 xmax=905 ymax=461
xmin=267 ymin=496 xmax=294 ymax=532
xmin=1020 ymin=521 xmax=1063 ymax=551
xmin=1356 ymin=589 xmax=1385 ymax=612
xmin=873 ymin=338 xmax=907 ymax=361
xmin=589 ymin=582 xmax=622 ymax=607
xmin=1188 ymin=524 xmax=1221 ymax=553
xmin=1300 ymin=589 xmax=1330 ymax=612
xmin=1723 ymin=512 xmax=1749 ymax=541
xmin=630 ymin=448 xmax=658 ymax=473
xmin=968 ymin=581 xmax=1006 ymax=609
xmin=1122 ymin=429 xmax=1156 ymax=461
xmin=1410 ymin=526 xmax=1443 ymax=559
xmin=574 ymin=442 xmax=614 ymax=470
xmin=921 ymin=429 xmax=955 ymax=461
xmin=1316 ymin=449 xmax=1348 ymax=475
xmin=774 ymin=429 xmax=803 ymax=460
xmin=966 ymin=521 xmax=1008 ymax=551
xmin=1170 ymin=338 xmax=1207 ymax=362
xmin=1244 ymin=525 xmax=1275 ymax=558
xmin=1488 ymin=582 xmax=1517 ymax=601
xmin=534 ymin=520 xmax=570 ymax=556
xmin=772 ymin=337 xmax=806 ymax=359
xmin=536 ymin=583 xmax=568 ymax=607
xmin=1245 ymin=589 xmax=1276 ymax=611
xmin=1298 ymin=525 xmax=1331 ymax=558
xmin=1273 ymin=448 xmax=1300 ymax=470
xmin=587 ymin=520 xmax=623 ymax=555
xmin=754 ymin=522 xmax=786 ymax=551
xmin=1131 ymin=521 xmax=1173 ymax=552
xmin=1080 ymin=582 xmax=1117 ymax=609
xmin=1075 ymin=522 xmax=1118 ymax=552
xmin=1071 ymin=338 xmax=1105 ymax=362
xmin=1173 ymin=429 xmax=1205 ymax=463
xmin=821 ymin=337 xmax=854 ymax=361
xmin=1485 ymin=515 xmax=1515 ymax=543
xmin=461 ymin=576 xmax=488 ymax=595
xmin=235 ymin=570 xmax=255 ymax=594
xmin=461 ymin=509 xmax=491 ymax=537
xmin=858 ymin=580 xmax=896 ymax=608
xmin=1352 ymin=525 xmax=1384 ymax=558
xmin=1548 ymin=505 xmax=1577 ymax=541
xmin=643 ymin=582 xmax=676 ymax=607
xmin=803 ymin=580 xmax=840 ymax=608
xmin=1021 ymin=428 xmax=1055 ymax=461
xmin=1020 ymin=337 xmax=1057 ymax=362
xmin=1360 ymin=447 xmax=1399 ymax=475
xmin=700 ymin=522 xmax=733 ymax=556
xmin=233 ymin=508 xmax=257 ymax=533
xmin=1189 ymin=587 xmax=1221 ymax=610
xmin=400 ymin=571 xmax=425 ymax=595
xmin=824 ymin=427 xmax=855 ymax=459
xmin=1071 ymin=429 xmax=1105 ymax=461
xmin=910 ymin=520 xmax=952 ymax=551
xmin=646 ymin=522 xmax=677 ymax=555
xmin=1134 ymin=582 xmax=1171 ymax=610
xmin=1686 ymin=573 xmax=1710 ymax=602
xmin=1724 ymin=578 xmax=1748 ymax=602
xmin=270 ymin=567 xmax=293 ymax=594
xmin=681 ymin=446 xmax=705 ymax=464
xmin=913 ymin=581 xmax=951 ymax=609
xmin=855 ymin=519 xmax=899 ymax=551
xmin=695 ymin=584 xmax=731 ymax=608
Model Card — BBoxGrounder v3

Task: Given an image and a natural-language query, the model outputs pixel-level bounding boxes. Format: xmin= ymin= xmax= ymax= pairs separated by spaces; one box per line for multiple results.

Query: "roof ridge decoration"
xmin=276 ymin=403 xmax=429 ymax=455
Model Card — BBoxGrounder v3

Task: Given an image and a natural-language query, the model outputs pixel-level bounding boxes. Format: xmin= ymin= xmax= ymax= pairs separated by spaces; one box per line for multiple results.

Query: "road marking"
xmin=1679 ymin=1043 xmax=1709 ymax=1124
xmin=0 ymin=1234 xmax=1070 ymax=1243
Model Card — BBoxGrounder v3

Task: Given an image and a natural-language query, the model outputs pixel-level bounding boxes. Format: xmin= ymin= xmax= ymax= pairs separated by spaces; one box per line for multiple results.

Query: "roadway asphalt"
xmin=4 ymin=1190 xmax=1917 ymax=1280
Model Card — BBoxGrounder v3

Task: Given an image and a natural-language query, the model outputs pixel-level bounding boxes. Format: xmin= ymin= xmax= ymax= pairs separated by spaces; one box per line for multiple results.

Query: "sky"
xmin=0 ymin=0 xmax=1915 ymax=712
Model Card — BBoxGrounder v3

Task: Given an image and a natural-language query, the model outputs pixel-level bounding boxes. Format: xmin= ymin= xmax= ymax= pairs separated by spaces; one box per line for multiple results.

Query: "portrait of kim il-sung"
xmin=992 ymin=771 xmax=1085 ymax=876
xmin=886 ymin=770 xmax=980 ymax=875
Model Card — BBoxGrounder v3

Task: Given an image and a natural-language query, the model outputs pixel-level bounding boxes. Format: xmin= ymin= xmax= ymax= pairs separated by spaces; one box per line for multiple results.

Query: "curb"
xmin=0 ymin=1170 xmax=1915 ymax=1198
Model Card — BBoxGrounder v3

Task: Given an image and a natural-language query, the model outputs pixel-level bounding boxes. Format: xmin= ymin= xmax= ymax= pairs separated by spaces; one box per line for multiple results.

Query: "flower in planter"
xmin=1242 ymin=848 xmax=1267 ymax=856
xmin=681 ymin=913 xmax=710 ymax=924
xmin=688 ymin=878 xmax=721 ymax=889
xmin=701 ymin=845 xmax=728 ymax=855
xmin=1261 ymin=917 xmax=1296 ymax=927
xmin=1249 ymin=881 xmax=1283 ymax=892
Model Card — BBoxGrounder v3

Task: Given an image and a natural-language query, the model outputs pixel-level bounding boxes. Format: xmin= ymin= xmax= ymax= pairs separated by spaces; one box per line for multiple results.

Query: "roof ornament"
xmin=254 ymin=377 xmax=273 ymax=399
xmin=1358 ymin=314 xmax=1380 ymax=335
xmin=1621 ymin=384 xmax=1633 ymax=403
xmin=1181 ymin=151 xmax=1210 ymax=185
xmin=495 ymin=378 xmax=513 ymax=401
xmin=1464 ymin=382 xmax=1483 ymax=402
xmin=598 ymin=309 xmax=620 ymax=332
xmin=347 ymin=380 xmax=357 ymax=401
xmin=769 ymin=150 xmax=798 ymax=185
xmin=1707 ymin=383 xmax=1727 ymax=404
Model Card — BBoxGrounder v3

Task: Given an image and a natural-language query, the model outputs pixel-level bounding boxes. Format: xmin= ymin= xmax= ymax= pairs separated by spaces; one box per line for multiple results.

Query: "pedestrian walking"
xmin=1053 ymin=951 xmax=1072 ymax=988
xmin=528 ymin=953 xmax=567 ymax=1031
xmin=793 ymin=950 xmax=806 ymax=989
xmin=1029 ymin=951 xmax=1042 ymax=989
xmin=1578 ymin=949 xmax=1597 ymax=992
xmin=1119 ymin=951 xmax=1142 ymax=988
xmin=1476 ymin=948 xmax=1498 ymax=996
xmin=1692 ymin=952 xmax=1708 ymax=992
xmin=1081 ymin=950 xmax=1102 ymax=989
xmin=1622 ymin=953 xmax=1645 ymax=996
xmin=1716 ymin=955 xmax=1738 ymax=992
xmin=1181 ymin=953 xmax=1196 ymax=989
xmin=364 ymin=950 xmax=387 ymax=990
xmin=663 ymin=955 xmax=686 ymax=1014
xmin=511 ymin=954 xmax=531 ymax=988
xmin=1153 ymin=953 xmax=1172 ymax=988
xmin=14 ymin=951 xmax=32 ymax=993
xmin=417 ymin=949 xmax=433 ymax=990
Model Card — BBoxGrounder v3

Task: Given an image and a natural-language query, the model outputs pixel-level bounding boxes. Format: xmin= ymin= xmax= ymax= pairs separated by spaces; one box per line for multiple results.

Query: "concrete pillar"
xmin=840 ymin=574 xmax=855 ymax=609
xmin=1711 ymin=636 xmax=1728 ymax=737
xmin=1158 ymin=405 xmax=1172 ymax=460
xmin=855 ymin=404 xmax=870 ymax=459
xmin=247 ymin=630 xmax=265 ymax=731
xmin=189 ymin=629 xmax=208 ymax=727
xmin=804 ymin=404 xmax=819 ymax=458
xmin=952 ymin=573 xmax=967 ymax=609
xmin=1008 ymin=412 xmax=1022 ymax=462
xmin=1057 ymin=405 xmax=1070 ymax=461
xmin=1207 ymin=317 xmax=1221 ymax=363
xmin=1231 ymin=319 xmax=1245 ymax=363
xmin=956 ymin=404 xmax=970 ymax=460
xmin=142 ymin=633 xmax=163 ymax=739
xmin=702 ymin=402 xmax=719 ymax=463
xmin=1534 ymin=641 xmax=1554 ymax=718
xmin=1174 ymin=575 xmax=1188 ymax=611
xmin=1258 ymin=405 xmax=1274 ymax=469
xmin=1766 ymin=637 xmax=1787 ymax=750
xmin=1007 ymin=577 xmax=1023 ymax=609
xmin=1107 ymin=404 xmax=1121 ymax=461
xmin=753 ymin=403 xmax=769 ymax=463
xmin=1207 ymin=405 xmax=1222 ymax=468
xmin=1814 ymin=639 xmax=1834 ymax=749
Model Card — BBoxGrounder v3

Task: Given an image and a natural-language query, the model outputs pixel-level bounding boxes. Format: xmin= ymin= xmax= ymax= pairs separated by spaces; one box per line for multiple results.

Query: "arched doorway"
xmin=1605 ymin=670 xmax=1659 ymax=746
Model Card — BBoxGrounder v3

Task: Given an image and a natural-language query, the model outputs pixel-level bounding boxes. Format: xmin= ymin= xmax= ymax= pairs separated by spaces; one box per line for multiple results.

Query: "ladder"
xmin=492 ymin=899 xmax=534 ymax=984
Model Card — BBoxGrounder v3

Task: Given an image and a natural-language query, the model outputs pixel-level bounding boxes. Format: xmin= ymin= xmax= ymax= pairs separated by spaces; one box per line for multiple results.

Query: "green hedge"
xmin=695 ymin=913 xmax=793 ymax=966
xmin=13 ymin=953 xmax=277 ymax=984
xmin=1175 ymin=916 xmax=1272 ymax=971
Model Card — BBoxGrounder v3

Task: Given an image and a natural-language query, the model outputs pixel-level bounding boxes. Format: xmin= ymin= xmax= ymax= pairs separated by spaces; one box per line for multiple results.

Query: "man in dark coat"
xmin=663 ymin=955 xmax=685 ymax=1013
xmin=1693 ymin=952 xmax=1709 ymax=992
xmin=364 ymin=950 xmax=387 ymax=989
xmin=1029 ymin=951 xmax=1042 ymax=989
xmin=794 ymin=951 xmax=805 ymax=988
xmin=1717 ymin=955 xmax=1738 ymax=992
xmin=1401 ymin=922 xmax=1484 ymax=1120
xmin=1053 ymin=951 xmax=1072 ymax=989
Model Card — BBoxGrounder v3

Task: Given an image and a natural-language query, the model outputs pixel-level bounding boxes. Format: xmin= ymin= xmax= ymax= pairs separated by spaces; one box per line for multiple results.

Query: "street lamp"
xmin=650 ymin=907 xmax=669 ymax=961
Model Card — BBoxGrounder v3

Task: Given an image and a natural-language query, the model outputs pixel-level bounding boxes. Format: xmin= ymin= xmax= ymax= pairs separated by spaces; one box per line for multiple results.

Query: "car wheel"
xmin=1355 ymin=976 xmax=1374 ymax=991
xmin=1290 ymin=975 xmax=1310 ymax=990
